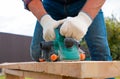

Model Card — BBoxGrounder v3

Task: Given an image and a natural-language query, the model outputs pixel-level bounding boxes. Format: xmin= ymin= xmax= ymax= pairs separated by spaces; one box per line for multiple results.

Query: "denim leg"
xmin=30 ymin=21 xmax=44 ymax=62
xmin=85 ymin=10 xmax=112 ymax=61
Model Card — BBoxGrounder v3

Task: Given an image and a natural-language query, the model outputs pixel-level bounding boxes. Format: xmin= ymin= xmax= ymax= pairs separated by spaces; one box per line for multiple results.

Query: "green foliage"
xmin=105 ymin=17 xmax=120 ymax=60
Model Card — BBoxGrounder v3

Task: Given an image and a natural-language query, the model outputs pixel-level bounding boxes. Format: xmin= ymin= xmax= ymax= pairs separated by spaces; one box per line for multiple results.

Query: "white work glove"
xmin=40 ymin=14 xmax=64 ymax=41
xmin=60 ymin=11 xmax=92 ymax=41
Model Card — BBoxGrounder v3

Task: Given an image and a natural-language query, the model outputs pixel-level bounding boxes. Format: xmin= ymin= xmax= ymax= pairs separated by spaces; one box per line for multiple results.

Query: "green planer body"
xmin=40 ymin=26 xmax=80 ymax=62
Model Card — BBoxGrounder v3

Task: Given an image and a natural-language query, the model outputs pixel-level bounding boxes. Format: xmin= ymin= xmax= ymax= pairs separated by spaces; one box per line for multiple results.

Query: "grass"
xmin=0 ymin=76 xmax=4 ymax=79
xmin=116 ymin=77 xmax=120 ymax=79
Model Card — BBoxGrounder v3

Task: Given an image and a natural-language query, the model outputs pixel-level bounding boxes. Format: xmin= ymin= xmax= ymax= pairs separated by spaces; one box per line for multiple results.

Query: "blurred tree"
xmin=105 ymin=16 xmax=120 ymax=60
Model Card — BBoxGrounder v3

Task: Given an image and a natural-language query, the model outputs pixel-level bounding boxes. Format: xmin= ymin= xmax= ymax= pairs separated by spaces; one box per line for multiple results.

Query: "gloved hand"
xmin=60 ymin=11 xmax=92 ymax=41
xmin=40 ymin=14 xmax=65 ymax=41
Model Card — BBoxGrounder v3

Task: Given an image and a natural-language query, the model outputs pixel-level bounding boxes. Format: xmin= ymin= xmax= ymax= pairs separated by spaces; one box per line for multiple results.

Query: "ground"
xmin=0 ymin=75 xmax=120 ymax=79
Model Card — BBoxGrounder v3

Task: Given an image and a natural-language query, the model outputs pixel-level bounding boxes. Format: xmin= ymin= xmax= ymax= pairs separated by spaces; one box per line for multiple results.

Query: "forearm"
xmin=81 ymin=0 xmax=105 ymax=20
xmin=23 ymin=0 xmax=47 ymax=20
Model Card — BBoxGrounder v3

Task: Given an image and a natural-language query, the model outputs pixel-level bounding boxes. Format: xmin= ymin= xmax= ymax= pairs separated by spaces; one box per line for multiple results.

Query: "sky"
xmin=0 ymin=0 xmax=120 ymax=36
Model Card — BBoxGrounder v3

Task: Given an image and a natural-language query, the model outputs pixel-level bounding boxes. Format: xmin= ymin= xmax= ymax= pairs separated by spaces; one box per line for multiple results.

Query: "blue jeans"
xmin=30 ymin=0 xmax=113 ymax=78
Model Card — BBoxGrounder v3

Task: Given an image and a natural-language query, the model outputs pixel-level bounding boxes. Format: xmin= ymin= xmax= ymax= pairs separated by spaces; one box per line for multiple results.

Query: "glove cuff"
xmin=40 ymin=14 xmax=51 ymax=27
xmin=78 ymin=11 xmax=92 ymax=28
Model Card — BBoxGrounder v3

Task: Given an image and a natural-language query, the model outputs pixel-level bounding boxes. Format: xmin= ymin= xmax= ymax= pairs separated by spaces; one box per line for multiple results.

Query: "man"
xmin=23 ymin=0 xmax=112 ymax=63
xmin=23 ymin=1 xmax=114 ymax=78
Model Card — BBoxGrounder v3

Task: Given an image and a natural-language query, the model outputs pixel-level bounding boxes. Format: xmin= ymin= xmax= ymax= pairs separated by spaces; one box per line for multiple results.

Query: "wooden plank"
xmin=80 ymin=61 xmax=120 ymax=78
xmin=4 ymin=69 xmax=24 ymax=77
xmin=4 ymin=69 xmax=79 ymax=79
xmin=5 ymin=74 xmax=24 ymax=79
xmin=1 ymin=61 xmax=120 ymax=78
xmin=18 ymin=62 xmax=38 ymax=71
xmin=24 ymin=70 xmax=63 ymax=79
xmin=0 ymin=62 xmax=20 ymax=69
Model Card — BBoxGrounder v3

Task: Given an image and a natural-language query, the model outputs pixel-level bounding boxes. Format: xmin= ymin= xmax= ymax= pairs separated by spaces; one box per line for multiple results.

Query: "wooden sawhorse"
xmin=0 ymin=61 xmax=120 ymax=79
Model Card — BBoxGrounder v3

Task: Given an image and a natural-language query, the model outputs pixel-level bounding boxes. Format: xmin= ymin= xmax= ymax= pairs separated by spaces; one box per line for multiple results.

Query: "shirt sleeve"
xmin=22 ymin=0 xmax=32 ymax=10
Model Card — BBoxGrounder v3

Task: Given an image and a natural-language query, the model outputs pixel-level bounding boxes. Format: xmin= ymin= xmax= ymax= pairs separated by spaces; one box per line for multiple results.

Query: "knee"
xmin=86 ymin=38 xmax=112 ymax=61
xmin=90 ymin=42 xmax=112 ymax=61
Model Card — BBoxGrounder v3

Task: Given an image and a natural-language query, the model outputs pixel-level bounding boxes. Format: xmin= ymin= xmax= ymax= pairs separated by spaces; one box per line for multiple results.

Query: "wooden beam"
xmin=1 ymin=61 xmax=120 ymax=78
xmin=4 ymin=69 xmax=80 ymax=79
xmin=5 ymin=74 xmax=24 ymax=79
xmin=5 ymin=73 xmax=24 ymax=79
xmin=4 ymin=69 xmax=23 ymax=77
